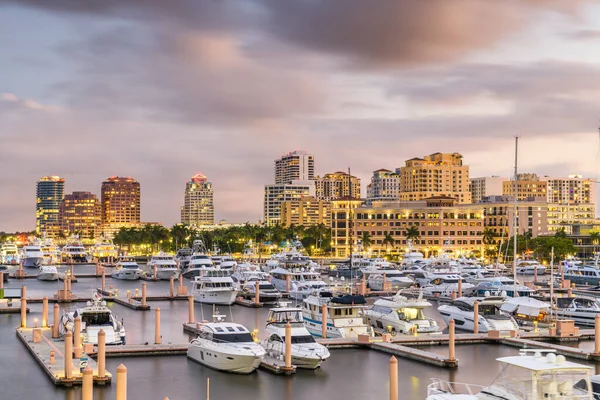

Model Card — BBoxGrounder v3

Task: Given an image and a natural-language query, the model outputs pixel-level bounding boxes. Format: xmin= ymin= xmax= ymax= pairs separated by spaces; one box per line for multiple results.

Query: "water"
xmin=1 ymin=265 xmax=597 ymax=399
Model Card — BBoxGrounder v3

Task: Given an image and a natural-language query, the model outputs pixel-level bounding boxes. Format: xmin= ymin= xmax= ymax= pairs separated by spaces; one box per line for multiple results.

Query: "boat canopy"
xmin=330 ymin=294 xmax=367 ymax=305
xmin=500 ymin=297 xmax=550 ymax=317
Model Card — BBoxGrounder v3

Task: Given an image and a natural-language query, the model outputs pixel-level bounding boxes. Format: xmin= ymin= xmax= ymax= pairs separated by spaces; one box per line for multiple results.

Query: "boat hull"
xmin=193 ymin=289 xmax=238 ymax=305
xmin=22 ymin=257 xmax=43 ymax=268
xmin=156 ymin=269 xmax=178 ymax=280
xmin=303 ymin=316 xmax=370 ymax=339
xmin=37 ymin=272 xmax=59 ymax=281
xmin=111 ymin=270 xmax=142 ymax=280
xmin=187 ymin=346 xmax=262 ymax=374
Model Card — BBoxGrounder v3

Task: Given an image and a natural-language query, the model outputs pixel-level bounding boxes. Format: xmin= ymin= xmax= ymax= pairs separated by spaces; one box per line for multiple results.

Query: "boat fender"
xmin=349 ymin=319 xmax=353 ymax=324
xmin=391 ymin=330 xmax=397 ymax=337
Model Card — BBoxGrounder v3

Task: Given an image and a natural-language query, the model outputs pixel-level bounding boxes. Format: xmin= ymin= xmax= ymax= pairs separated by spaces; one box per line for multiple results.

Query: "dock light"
xmin=34 ymin=318 xmax=38 ymax=328
xmin=387 ymin=325 xmax=392 ymax=333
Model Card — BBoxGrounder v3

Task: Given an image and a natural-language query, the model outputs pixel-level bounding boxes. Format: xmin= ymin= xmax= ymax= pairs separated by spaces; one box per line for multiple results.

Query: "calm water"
xmin=2 ymin=265 xmax=598 ymax=400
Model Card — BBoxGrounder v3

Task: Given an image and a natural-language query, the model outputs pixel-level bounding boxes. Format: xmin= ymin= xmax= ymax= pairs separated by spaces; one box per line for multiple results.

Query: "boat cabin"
xmin=198 ymin=323 xmax=254 ymax=343
xmin=267 ymin=308 xmax=304 ymax=326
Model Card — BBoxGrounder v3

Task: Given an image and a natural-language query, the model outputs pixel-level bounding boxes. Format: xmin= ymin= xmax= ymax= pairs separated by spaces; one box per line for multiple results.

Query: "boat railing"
xmin=427 ymin=379 xmax=485 ymax=395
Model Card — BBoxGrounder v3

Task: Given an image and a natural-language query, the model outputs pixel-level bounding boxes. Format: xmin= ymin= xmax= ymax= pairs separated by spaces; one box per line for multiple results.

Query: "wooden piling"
xmin=64 ymin=331 xmax=73 ymax=379
xmin=448 ymin=319 xmax=456 ymax=361
xmin=321 ymin=303 xmax=328 ymax=339
xmin=42 ymin=296 xmax=48 ymax=327
xmin=255 ymin=280 xmax=260 ymax=305
xmin=155 ymin=307 xmax=161 ymax=344
xmin=188 ymin=295 xmax=195 ymax=324
xmin=285 ymin=322 xmax=292 ymax=369
xmin=169 ymin=277 xmax=175 ymax=298
xmin=389 ymin=356 xmax=398 ymax=400
xmin=285 ymin=275 xmax=291 ymax=292
xmin=82 ymin=366 xmax=93 ymax=400
xmin=21 ymin=285 xmax=27 ymax=328
xmin=458 ymin=278 xmax=463 ymax=298
xmin=98 ymin=329 xmax=106 ymax=378
xmin=101 ymin=269 xmax=106 ymax=291
xmin=141 ymin=283 xmax=147 ymax=307
xmin=53 ymin=303 xmax=60 ymax=338
xmin=0 ymin=272 xmax=3 ymax=288
xmin=74 ymin=317 xmax=82 ymax=359
xmin=595 ymin=314 xmax=600 ymax=354
xmin=116 ymin=364 xmax=127 ymax=400
xmin=473 ymin=300 xmax=479 ymax=334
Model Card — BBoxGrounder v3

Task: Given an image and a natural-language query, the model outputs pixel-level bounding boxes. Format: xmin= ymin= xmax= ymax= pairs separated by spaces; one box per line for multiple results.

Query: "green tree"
xmin=554 ymin=228 xmax=568 ymax=239
xmin=406 ymin=225 xmax=421 ymax=244
xmin=382 ymin=232 xmax=395 ymax=255
xmin=361 ymin=231 xmax=373 ymax=249
xmin=530 ymin=236 xmax=576 ymax=263
xmin=590 ymin=231 xmax=600 ymax=255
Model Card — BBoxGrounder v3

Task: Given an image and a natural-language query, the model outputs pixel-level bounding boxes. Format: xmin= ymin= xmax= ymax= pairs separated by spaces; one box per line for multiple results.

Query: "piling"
xmin=42 ymin=296 xmax=48 ymax=327
xmin=534 ymin=266 xmax=538 ymax=283
xmin=155 ymin=307 xmax=161 ymax=344
xmin=286 ymin=275 xmax=291 ymax=292
xmin=360 ymin=275 xmax=366 ymax=296
xmin=285 ymin=322 xmax=292 ymax=369
xmin=82 ymin=366 xmax=93 ymax=400
xmin=458 ymin=278 xmax=463 ymax=298
xmin=206 ymin=377 xmax=210 ymax=400
xmin=169 ymin=277 xmax=175 ymax=298
xmin=448 ymin=319 xmax=456 ymax=361
xmin=64 ymin=331 xmax=73 ymax=379
xmin=50 ymin=350 xmax=55 ymax=365
xmin=21 ymin=286 xmax=27 ymax=328
xmin=473 ymin=301 xmax=479 ymax=334
xmin=67 ymin=275 xmax=72 ymax=293
xmin=101 ymin=269 xmax=106 ymax=291
xmin=450 ymin=291 xmax=456 ymax=300
xmin=141 ymin=283 xmax=147 ymax=307
xmin=53 ymin=303 xmax=60 ymax=338
xmin=389 ymin=356 xmax=398 ymax=400
xmin=70 ymin=264 xmax=75 ymax=280
xmin=74 ymin=317 xmax=82 ymax=359
xmin=98 ymin=329 xmax=106 ymax=378
xmin=255 ymin=280 xmax=260 ymax=305
xmin=63 ymin=277 xmax=68 ymax=300
xmin=383 ymin=273 xmax=387 ymax=292
xmin=116 ymin=364 xmax=127 ymax=400
xmin=321 ymin=303 xmax=328 ymax=339
xmin=595 ymin=314 xmax=600 ymax=354
xmin=188 ymin=296 xmax=195 ymax=324
xmin=568 ymin=288 xmax=573 ymax=297
xmin=0 ymin=272 xmax=3 ymax=288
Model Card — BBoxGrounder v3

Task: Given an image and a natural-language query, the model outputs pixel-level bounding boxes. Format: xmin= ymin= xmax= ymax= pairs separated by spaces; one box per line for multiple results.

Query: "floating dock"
xmin=87 ymin=343 xmax=188 ymax=358
xmin=259 ymin=356 xmax=296 ymax=375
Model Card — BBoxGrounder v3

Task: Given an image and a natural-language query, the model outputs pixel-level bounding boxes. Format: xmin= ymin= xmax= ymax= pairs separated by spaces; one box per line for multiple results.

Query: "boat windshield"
xmin=213 ymin=333 xmax=254 ymax=343
xmin=82 ymin=312 xmax=112 ymax=326
xmin=291 ymin=335 xmax=316 ymax=344
xmin=397 ymin=308 xmax=424 ymax=321
xmin=123 ymin=264 xmax=139 ymax=269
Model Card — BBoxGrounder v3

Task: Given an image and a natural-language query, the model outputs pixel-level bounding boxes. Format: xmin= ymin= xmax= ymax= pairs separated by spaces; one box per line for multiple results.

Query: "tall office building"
xmin=366 ymin=169 xmax=401 ymax=204
xmin=398 ymin=152 xmax=471 ymax=203
xmin=59 ymin=191 xmax=102 ymax=239
xmin=502 ymin=173 xmax=548 ymax=201
xmin=470 ymin=176 xmax=508 ymax=204
xmin=101 ymin=176 xmax=141 ymax=233
xmin=36 ymin=176 xmax=65 ymax=235
xmin=264 ymin=184 xmax=314 ymax=226
xmin=274 ymin=150 xmax=315 ymax=184
xmin=540 ymin=175 xmax=597 ymax=206
xmin=315 ymin=171 xmax=360 ymax=201
xmin=181 ymin=173 xmax=215 ymax=227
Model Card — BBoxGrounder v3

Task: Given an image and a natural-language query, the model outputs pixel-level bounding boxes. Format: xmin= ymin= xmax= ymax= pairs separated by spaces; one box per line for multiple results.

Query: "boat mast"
xmin=513 ymin=136 xmax=519 ymax=280
xmin=348 ymin=166 xmax=353 ymax=295
xmin=550 ymin=247 xmax=554 ymax=322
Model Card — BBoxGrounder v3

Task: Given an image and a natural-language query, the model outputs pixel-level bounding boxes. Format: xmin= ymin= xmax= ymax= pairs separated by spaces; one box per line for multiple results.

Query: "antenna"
xmin=513 ymin=136 xmax=519 ymax=283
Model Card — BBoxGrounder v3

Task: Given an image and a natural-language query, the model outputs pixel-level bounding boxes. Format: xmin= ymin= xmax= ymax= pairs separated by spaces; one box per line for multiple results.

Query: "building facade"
xmin=36 ymin=176 xmax=65 ymax=236
xmin=541 ymin=175 xmax=597 ymax=207
xmin=264 ymin=183 xmax=315 ymax=226
xmin=315 ymin=171 xmax=360 ymax=201
xmin=181 ymin=173 xmax=214 ymax=227
xmin=546 ymin=204 xmax=596 ymax=234
xmin=101 ymin=176 xmax=141 ymax=234
xmin=280 ymin=196 xmax=331 ymax=227
xmin=330 ymin=197 xmax=364 ymax=258
xmin=366 ymin=169 xmax=401 ymax=204
xmin=481 ymin=196 xmax=549 ymax=240
xmin=397 ymin=152 xmax=472 ymax=204
xmin=470 ymin=176 xmax=508 ymax=204
xmin=274 ymin=150 xmax=315 ymax=184
xmin=59 ymin=191 xmax=102 ymax=239
xmin=502 ymin=173 xmax=548 ymax=201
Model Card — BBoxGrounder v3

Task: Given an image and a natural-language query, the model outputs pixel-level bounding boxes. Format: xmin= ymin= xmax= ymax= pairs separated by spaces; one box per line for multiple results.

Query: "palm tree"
xmin=405 ymin=225 xmax=420 ymax=244
xmin=481 ymin=227 xmax=496 ymax=246
xmin=361 ymin=231 xmax=373 ymax=250
xmin=590 ymin=231 xmax=600 ymax=256
xmin=382 ymin=232 xmax=395 ymax=254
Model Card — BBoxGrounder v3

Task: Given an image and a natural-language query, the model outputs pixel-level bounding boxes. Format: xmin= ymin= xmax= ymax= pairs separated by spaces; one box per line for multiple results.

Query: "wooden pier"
xmin=87 ymin=343 xmax=188 ymax=358
xmin=259 ymin=356 xmax=296 ymax=375
xmin=16 ymin=328 xmax=112 ymax=387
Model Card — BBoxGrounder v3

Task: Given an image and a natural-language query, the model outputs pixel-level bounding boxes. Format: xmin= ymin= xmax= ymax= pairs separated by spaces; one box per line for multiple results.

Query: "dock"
xmin=370 ymin=341 xmax=458 ymax=368
xmin=87 ymin=343 xmax=188 ymax=358
xmin=110 ymin=297 xmax=151 ymax=311
xmin=234 ymin=297 xmax=264 ymax=308
xmin=16 ymin=328 xmax=112 ymax=387
xmin=259 ymin=356 xmax=297 ymax=375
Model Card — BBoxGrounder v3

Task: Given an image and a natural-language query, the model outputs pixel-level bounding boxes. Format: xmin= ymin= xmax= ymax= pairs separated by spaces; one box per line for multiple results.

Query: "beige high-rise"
xmin=181 ymin=173 xmax=214 ymax=227
xmin=315 ymin=171 xmax=360 ymax=201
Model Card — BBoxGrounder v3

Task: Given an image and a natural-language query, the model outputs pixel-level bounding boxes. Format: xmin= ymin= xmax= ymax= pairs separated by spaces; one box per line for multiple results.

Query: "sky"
xmin=2 ymin=0 xmax=600 ymax=231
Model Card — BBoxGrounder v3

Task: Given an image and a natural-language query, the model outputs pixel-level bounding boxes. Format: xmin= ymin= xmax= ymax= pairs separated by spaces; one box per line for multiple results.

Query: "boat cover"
xmin=330 ymin=294 xmax=367 ymax=305
xmin=500 ymin=297 xmax=550 ymax=317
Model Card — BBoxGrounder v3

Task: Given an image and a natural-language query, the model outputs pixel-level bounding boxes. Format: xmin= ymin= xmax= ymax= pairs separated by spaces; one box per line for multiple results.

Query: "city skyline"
xmin=3 ymin=1 xmax=600 ymax=231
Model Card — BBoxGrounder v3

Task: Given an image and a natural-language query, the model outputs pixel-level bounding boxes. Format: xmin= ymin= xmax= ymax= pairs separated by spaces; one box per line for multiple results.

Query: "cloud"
xmin=0 ymin=92 xmax=62 ymax=114
xmin=567 ymin=29 xmax=600 ymax=40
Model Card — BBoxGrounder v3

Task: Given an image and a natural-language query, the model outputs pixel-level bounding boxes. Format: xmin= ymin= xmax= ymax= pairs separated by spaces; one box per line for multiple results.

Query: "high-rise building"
xmin=274 ymin=150 xmax=315 ymax=184
xmin=470 ymin=176 xmax=508 ymax=204
xmin=181 ymin=173 xmax=214 ymax=227
xmin=366 ymin=169 xmax=401 ymax=205
xmin=59 ymin=191 xmax=102 ymax=239
xmin=280 ymin=196 xmax=331 ymax=227
xmin=36 ymin=176 xmax=65 ymax=235
xmin=101 ymin=176 xmax=140 ymax=233
xmin=264 ymin=183 xmax=314 ymax=226
xmin=398 ymin=152 xmax=471 ymax=204
xmin=315 ymin=171 xmax=360 ymax=201
xmin=540 ymin=175 xmax=597 ymax=206
xmin=481 ymin=195 xmax=548 ymax=239
xmin=502 ymin=173 xmax=547 ymax=201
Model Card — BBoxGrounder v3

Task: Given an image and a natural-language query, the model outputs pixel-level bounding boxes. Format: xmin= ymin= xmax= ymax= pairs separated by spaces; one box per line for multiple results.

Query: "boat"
xmin=585 ymin=375 xmax=600 ymax=399
xmin=1 ymin=243 xmax=20 ymax=264
xmin=500 ymin=296 xmax=552 ymax=327
xmin=263 ymin=245 xmax=318 ymax=273
xmin=516 ymin=260 xmax=547 ymax=275
xmin=269 ymin=266 xmax=328 ymax=301
xmin=560 ymin=262 xmax=600 ymax=286
xmin=147 ymin=252 xmax=179 ymax=280
xmin=218 ymin=255 xmax=237 ymax=270
xmin=175 ymin=248 xmax=193 ymax=270
xmin=364 ymin=291 xmax=440 ymax=335
xmin=421 ymin=274 xmax=475 ymax=298
xmin=191 ymin=268 xmax=238 ymax=305
xmin=61 ymin=236 xmax=89 ymax=263
xmin=111 ymin=257 xmax=143 ymax=280
xmin=59 ymin=294 xmax=126 ymax=345
xmin=187 ymin=313 xmax=265 ymax=374
xmin=437 ymin=296 xmax=519 ymax=333
xmin=231 ymin=264 xmax=267 ymax=286
xmin=466 ymin=276 xmax=536 ymax=297
xmin=21 ymin=241 xmax=44 ymax=268
xmin=241 ymin=280 xmax=282 ymax=303
xmin=367 ymin=270 xmax=414 ymax=291
xmin=91 ymin=237 xmax=119 ymax=263
xmin=262 ymin=304 xmax=330 ymax=369
xmin=182 ymin=253 xmax=213 ymax=278
xmin=0 ymin=265 xmax=8 ymax=281
xmin=302 ymin=289 xmax=372 ymax=338
xmin=41 ymin=238 xmax=61 ymax=265
xmin=426 ymin=349 xmax=593 ymax=399
xmin=37 ymin=265 xmax=59 ymax=281
xmin=554 ymin=295 xmax=600 ymax=327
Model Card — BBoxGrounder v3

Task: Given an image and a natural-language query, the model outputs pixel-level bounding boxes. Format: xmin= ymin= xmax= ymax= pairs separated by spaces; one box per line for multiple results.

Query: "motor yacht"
xmin=401 ymin=250 xmax=426 ymax=266
xmin=500 ymin=296 xmax=552 ymax=328
xmin=191 ymin=268 xmax=238 ymax=305
xmin=111 ymin=257 xmax=143 ymax=280
xmin=182 ymin=253 xmax=213 ymax=279
xmin=427 ymin=350 xmax=593 ymax=399
xmin=147 ymin=252 xmax=179 ymax=280
xmin=241 ymin=280 xmax=282 ymax=303
xmin=364 ymin=291 xmax=439 ymax=335
xmin=59 ymin=294 xmax=125 ymax=345
xmin=421 ymin=274 xmax=475 ymax=298
xmin=263 ymin=246 xmax=318 ymax=273
xmin=91 ymin=237 xmax=119 ymax=264
xmin=21 ymin=241 xmax=44 ymax=268
xmin=37 ymin=265 xmax=59 ymax=281
xmin=367 ymin=270 xmax=415 ymax=291
xmin=302 ymin=289 xmax=372 ymax=338
xmin=187 ymin=313 xmax=265 ymax=374
xmin=41 ymin=239 xmax=60 ymax=265
xmin=175 ymin=248 xmax=193 ymax=270
xmin=61 ymin=236 xmax=89 ymax=263
xmin=438 ymin=296 xmax=519 ymax=333
xmin=1 ymin=243 xmax=20 ymax=264
xmin=554 ymin=296 xmax=600 ymax=327
xmin=270 ymin=266 xmax=328 ymax=301
xmin=560 ymin=263 xmax=600 ymax=286
xmin=516 ymin=260 xmax=547 ymax=275
xmin=212 ymin=254 xmax=237 ymax=270
xmin=231 ymin=264 xmax=267 ymax=286
xmin=262 ymin=304 xmax=330 ymax=369
xmin=467 ymin=276 xmax=536 ymax=297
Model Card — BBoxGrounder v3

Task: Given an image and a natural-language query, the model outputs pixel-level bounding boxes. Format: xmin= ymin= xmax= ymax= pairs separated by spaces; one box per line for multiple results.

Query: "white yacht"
xmin=262 ymin=304 xmax=330 ymax=369
xmin=241 ymin=280 xmax=282 ymax=303
xmin=1 ymin=243 xmax=20 ymax=264
xmin=111 ymin=257 xmax=143 ymax=280
xmin=191 ymin=269 xmax=238 ymax=305
xmin=364 ymin=292 xmax=440 ymax=335
xmin=59 ymin=294 xmax=126 ymax=345
xmin=367 ymin=270 xmax=415 ymax=291
xmin=438 ymin=296 xmax=519 ymax=333
xmin=263 ymin=246 xmax=318 ymax=273
xmin=187 ymin=314 xmax=265 ymax=374
xmin=421 ymin=274 xmax=475 ymax=298
xmin=401 ymin=249 xmax=426 ymax=266
xmin=554 ymin=296 xmax=600 ymax=327
xmin=147 ymin=252 xmax=179 ymax=280
xmin=175 ymin=248 xmax=193 ymax=270
xmin=182 ymin=253 xmax=213 ymax=278
xmin=232 ymin=264 xmax=268 ymax=286
xmin=467 ymin=276 xmax=536 ymax=297
xmin=37 ymin=265 xmax=59 ymax=281
xmin=516 ymin=259 xmax=547 ymax=275
xmin=91 ymin=237 xmax=119 ymax=263
xmin=61 ymin=236 xmax=88 ymax=263
xmin=41 ymin=239 xmax=61 ymax=265
xmin=560 ymin=263 xmax=600 ymax=286
xmin=302 ymin=289 xmax=372 ymax=338
xmin=427 ymin=350 xmax=593 ymax=400
xmin=219 ymin=255 xmax=237 ymax=270
xmin=21 ymin=242 xmax=44 ymax=268
xmin=270 ymin=267 xmax=328 ymax=300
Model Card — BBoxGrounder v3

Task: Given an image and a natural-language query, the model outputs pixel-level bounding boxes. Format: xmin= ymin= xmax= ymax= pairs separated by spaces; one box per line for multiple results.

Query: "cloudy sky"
xmin=2 ymin=0 xmax=600 ymax=231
